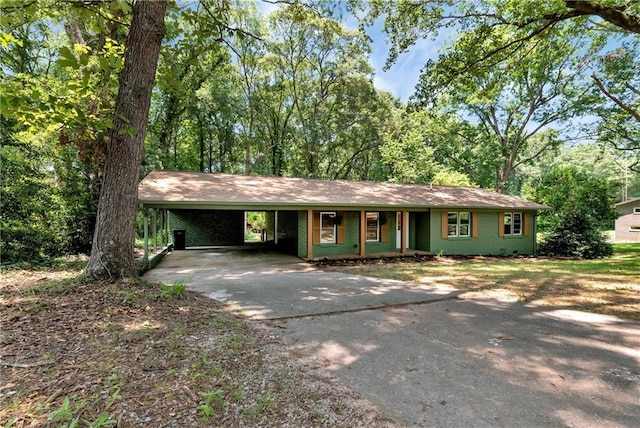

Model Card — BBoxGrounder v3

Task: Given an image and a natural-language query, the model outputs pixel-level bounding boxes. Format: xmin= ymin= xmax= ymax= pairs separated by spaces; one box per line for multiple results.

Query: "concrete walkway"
xmin=145 ymin=248 xmax=640 ymax=427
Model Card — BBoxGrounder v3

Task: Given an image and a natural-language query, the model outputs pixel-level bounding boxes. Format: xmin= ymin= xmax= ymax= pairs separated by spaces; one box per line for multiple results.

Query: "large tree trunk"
xmin=86 ymin=1 xmax=167 ymax=279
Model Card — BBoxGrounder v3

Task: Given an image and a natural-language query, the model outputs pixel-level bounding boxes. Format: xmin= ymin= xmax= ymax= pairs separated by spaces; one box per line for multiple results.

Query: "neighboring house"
xmin=137 ymin=171 xmax=548 ymax=260
xmin=614 ymin=198 xmax=640 ymax=243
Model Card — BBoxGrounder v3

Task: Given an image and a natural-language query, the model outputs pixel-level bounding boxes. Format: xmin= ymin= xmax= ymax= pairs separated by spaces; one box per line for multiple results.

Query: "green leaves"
xmin=525 ymin=164 xmax=619 ymax=232
xmin=58 ymin=46 xmax=79 ymax=69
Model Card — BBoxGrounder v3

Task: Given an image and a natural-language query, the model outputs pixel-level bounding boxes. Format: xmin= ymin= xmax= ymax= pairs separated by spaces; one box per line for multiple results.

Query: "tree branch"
xmin=592 ymin=73 xmax=640 ymax=122
xmin=564 ymin=0 xmax=640 ymax=34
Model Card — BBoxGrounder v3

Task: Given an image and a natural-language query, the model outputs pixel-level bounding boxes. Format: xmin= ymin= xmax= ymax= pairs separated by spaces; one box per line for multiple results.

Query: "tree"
xmin=1 ymin=2 xmax=125 ymax=259
xmin=269 ymin=3 xmax=376 ymax=178
xmin=86 ymin=1 xmax=167 ymax=279
xmin=520 ymin=141 xmax=639 ymax=203
xmin=147 ymin=3 xmax=231 ymax=172
xmin=523 ymin=165 xmax=618 ymax=232
xmin=0 ymin=119 xmax=66 ymax=263
xmin=424 ymin=26 xmax=589 ymax=192
xmin=589 ymin=39 xmax=640 ymax=171
xmin=380 ymin=109 xmax=476 ymax=185
xmin=538 ymin=211 xmax=614 ymax=259
xmin=353 ymin=0 xmax=640 ymax=176
xmin=356 ymin=1 xmax=640 ymax=73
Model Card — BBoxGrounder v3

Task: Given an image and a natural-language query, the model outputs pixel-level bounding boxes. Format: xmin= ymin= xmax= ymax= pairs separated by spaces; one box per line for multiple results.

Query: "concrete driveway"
xmin=144 ymin=248 xmax=460 ymax=320
xmin=145 ymin=248 xmax=640 ymax=427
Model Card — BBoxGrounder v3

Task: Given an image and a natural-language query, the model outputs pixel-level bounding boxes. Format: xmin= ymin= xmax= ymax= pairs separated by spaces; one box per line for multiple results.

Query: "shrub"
xmin=538 ymin=211 xmax=613 ymax=259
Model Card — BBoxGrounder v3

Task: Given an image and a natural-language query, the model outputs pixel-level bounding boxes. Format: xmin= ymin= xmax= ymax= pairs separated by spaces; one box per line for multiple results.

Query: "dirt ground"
xmin=0 ymin=267 xmax=399 ymax=427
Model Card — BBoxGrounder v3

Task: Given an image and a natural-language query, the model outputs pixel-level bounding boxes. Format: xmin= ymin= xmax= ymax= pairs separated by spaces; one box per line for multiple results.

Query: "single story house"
xmin=614 ymin=198 xmax=640 ymax=242
xmin=137 ymin=171 xmax=548 ymax=261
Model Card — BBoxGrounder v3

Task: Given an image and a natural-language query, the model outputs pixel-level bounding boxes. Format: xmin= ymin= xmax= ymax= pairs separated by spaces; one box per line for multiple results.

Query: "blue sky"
xmin=369 ymin=30 xmax=448 ymax=102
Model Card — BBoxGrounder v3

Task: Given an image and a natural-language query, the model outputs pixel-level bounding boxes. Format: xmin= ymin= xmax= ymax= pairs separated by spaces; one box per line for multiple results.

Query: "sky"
xmin=368 ymin=27 xmax=444 ymax=102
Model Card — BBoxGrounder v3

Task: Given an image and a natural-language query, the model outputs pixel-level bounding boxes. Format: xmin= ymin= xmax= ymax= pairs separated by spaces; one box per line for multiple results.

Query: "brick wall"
xmin=169 ymin=210 xmax=244 ymax=247
xmin=297 ymin=210 xmax=399 ymax=258
xmin=276 ymin=211 xmax=298 ymax=254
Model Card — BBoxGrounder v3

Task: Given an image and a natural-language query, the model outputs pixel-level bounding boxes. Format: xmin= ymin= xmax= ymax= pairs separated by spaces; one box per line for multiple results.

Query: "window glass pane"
xmin=504 ymin=213 xmax=512 ymax=235
xmin=366 ymin=212 xmax=379 ymax=241
xmin=513 ymin=213 xmax=522 ymax=235
xmin=448 ymin=212 xmax=458 ymax=236
xmin=321 ymin=212 xmax=336 ymax=243
xmin=459 ymin=212 xmax=470 ymax=237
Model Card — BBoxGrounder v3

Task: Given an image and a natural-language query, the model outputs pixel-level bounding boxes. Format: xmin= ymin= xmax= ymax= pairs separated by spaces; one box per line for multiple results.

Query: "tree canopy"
xmin=353 ymin=0 xmax=640 ymax=180
xmin=1 ymin=0 xmax=638 ymax=270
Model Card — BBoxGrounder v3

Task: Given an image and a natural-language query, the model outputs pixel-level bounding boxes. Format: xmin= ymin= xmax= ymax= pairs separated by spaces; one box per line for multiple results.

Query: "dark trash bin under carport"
xmin=173 ymin=229 xmax=186 ymax=250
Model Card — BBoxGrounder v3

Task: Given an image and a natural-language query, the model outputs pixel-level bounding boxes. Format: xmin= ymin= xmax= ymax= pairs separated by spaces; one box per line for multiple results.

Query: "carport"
xmin=137 ymin=171 xmax=419 ymax=262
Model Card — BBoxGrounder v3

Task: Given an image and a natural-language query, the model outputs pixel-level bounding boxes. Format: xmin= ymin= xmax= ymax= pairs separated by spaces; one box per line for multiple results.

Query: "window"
xmin=320 ymin=212 xmax=336 ymax=244
xmin=366 ymin=212 xmax=379 ymax=241
xmin=503 ymin=212 xmax=522 ymax=236
xmin=634 ymin=207 xmax=640 ymax=214
xmin=448 ymin=212 xmax=471 ymax=237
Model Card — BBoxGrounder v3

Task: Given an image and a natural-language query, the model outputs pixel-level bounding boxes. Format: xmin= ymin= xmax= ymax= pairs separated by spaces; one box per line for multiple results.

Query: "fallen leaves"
xmin=1 ymin=268 xmax=400 ymax=427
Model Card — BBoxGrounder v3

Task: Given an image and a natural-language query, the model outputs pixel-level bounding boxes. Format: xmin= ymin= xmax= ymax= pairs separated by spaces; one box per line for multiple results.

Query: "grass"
xmin=331 ymin=243 xmax=640 ymax=321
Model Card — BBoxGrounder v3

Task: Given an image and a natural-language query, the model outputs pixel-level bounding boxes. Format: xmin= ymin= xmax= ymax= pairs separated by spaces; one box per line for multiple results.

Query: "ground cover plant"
xmin=323 ymin=243 xmax=640 ymax=321
xmin=0 ymin=263 xmax=399 ymax=427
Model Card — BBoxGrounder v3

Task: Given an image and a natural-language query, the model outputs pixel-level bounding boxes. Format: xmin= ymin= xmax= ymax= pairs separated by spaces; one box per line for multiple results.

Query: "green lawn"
xmin=328 ymin=243 xmax=640 ymax=320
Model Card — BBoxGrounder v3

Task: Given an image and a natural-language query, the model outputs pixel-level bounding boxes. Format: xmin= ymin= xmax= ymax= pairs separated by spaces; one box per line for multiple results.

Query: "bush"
xmin=538 ymin=211 xmax=613 ymax=259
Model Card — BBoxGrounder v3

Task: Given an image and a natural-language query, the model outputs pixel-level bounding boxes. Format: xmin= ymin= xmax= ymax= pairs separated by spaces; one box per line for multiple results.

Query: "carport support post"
xmin=143 ymin=209 xmax=149 ymax=262
xmin=274 ymin=210 xmax=278 ymax=244
xmin=400 ymin=211 xmax=408 ymax=254
xmin=306 ymin=209 xmax=313 ymax=259
xmin=166 ymin=210 xmax=171 ymax=246
xmin=152 ymin=209 xmax=157 ymax=254
xmin=359 ymin=210 xmax=366 ymax=257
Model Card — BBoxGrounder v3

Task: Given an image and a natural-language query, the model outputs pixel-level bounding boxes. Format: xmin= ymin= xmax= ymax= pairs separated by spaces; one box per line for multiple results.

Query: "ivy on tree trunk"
xmin=86 ymin=1 xmax=167 ymax=279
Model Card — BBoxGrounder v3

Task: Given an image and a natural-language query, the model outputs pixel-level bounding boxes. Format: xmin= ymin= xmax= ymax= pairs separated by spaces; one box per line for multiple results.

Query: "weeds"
xmin=160 ymin=280 xmax=187 ymax=299
xmin=243 ymin=393 xmax=277 ymax=419
xmin=197 ymin=389 xmax=226 ymax=421
xmin=46 ymin=395 xmax=117 ymax=428
xmin=2 ymin=263 xmax=400 ymax=427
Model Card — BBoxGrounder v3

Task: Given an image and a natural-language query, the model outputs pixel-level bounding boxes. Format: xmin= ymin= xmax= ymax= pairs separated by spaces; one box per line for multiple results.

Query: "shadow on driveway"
xmin=145 ymin=248 xmax=640 ymax=426
xmin=276 ymin=297 xmax=640 ymax=427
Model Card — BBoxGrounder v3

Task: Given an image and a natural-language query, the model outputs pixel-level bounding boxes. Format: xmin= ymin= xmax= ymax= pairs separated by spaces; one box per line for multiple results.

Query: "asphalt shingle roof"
xmin=138 ymin=171 xmax=548 ymax=210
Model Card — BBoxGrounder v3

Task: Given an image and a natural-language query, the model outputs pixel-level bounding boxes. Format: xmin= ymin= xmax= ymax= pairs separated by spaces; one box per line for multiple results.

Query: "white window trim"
xmin=320 ymin=212 xmax=337 ymax=244
xmin=633 ymin=207 xmax=640 ymax=214
xmin=504 ymin=212 xmax=523 ymax=236
xmin=448 ymin=212 xmax=471 ymax=238
xmin=366 ymin=212 xmax=380 ymax=242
